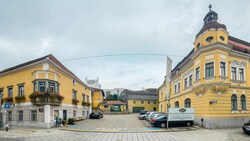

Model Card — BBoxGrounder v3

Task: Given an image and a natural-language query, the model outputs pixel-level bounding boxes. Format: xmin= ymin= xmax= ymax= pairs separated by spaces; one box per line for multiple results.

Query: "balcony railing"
xmin=29 ymin=91 xmax=64 ymax=106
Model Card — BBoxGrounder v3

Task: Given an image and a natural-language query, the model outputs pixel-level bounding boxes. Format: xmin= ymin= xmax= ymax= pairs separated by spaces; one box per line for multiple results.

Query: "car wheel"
xmin=161 ymin=123 xmax=166 ymax=128
xmin=186 ymin=122 xmax=191 ymax=127
xmin=143 ymin=117 xmax=146 ymax=120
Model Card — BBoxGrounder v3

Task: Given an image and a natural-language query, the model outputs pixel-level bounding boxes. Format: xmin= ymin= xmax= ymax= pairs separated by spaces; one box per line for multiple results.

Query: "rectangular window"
xmin=0 ymin=89 xmax=3 ymax=95
xmin=196 ymin=67 xmax=200 ymax=81
xmin=72 ymin=90 xmax=77 ymax=100
xmin=8 ymin=87 xmax=13 ymax=98
xmin=184 ymin=78 xmax=188 ymax=89
xmin=7 ymin=111 xmax=12 ymax=121
xmin=231 ymin=67 xmax=237 ymax=80
xmin=141 ymin=101 xmax=144 ymax=104
xmin=18 ymin=85 xmax=24 ymax=96
xmin=82 ymin=94 xmax=85 ymax=102
xmin=189 ymin=75 xmax=192 ymax=86
xmin=174 ymin=85 xmax=177 ymax=94
xmin=220 ymin=62 xmax=226 ymax=77
xmin=148 ymin=101 xmax=150 ymax=104
xmin=104 ymin=105 xmax=108 ymax=108
xmin=48 ymin=82 xmax=55 ymax=93
xmin=18 ymin=111 xmax=23 ymax=121
xmin=73 ymin=110 xmax=76 ymax=117
xmin=177 ymin=83 xmax=180 ymax=92
xmin=154 ymin=101 xmax=157 ymax=104
xmin=38 ymin=82 xmax=46 ymax=92
xmin=239 ymin=68 xmax=244 ymax=81
xmin=54 ymin=110 xmax=59 ymax=120
xmin=87 ymin=96 xmax=89 ymax=103
xmin=31 ymin=110 xmax=37 ymax=121
xmin=133 ymin=100 xmax=136 ymax=104
xmin=205 ymin=62 xmax=214 ymax=78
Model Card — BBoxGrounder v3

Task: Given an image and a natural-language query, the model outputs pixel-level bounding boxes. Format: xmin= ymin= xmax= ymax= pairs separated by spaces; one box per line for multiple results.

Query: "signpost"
xmin=165 ymin=56 xmax=172 ymax=128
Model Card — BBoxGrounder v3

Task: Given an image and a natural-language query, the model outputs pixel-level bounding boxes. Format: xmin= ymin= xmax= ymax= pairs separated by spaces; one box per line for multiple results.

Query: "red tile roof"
xmin=101 ymin=100 xmax=126 ymax=105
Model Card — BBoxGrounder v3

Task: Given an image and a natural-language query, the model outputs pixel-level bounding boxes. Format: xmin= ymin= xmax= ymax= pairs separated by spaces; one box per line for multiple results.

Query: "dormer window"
xmin=206 ymin=36 xmax=214 ymax=43
xmin=220 ymin=36 xmax=225 ymax=41
xmin=196 ymin=43 xmax=201 ymax=49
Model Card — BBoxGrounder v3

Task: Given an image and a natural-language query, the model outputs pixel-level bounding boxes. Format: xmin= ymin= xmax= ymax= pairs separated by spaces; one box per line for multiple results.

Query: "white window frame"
xmin=219 ymin=61 xmax=227 ymax=77
xmin=204 ymin=61 xmax=215 ymax=79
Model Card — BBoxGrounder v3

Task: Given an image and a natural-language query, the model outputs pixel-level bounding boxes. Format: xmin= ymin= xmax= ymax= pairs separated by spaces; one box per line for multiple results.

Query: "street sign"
xmin=4 ymin=102 xmax=11 ymax=108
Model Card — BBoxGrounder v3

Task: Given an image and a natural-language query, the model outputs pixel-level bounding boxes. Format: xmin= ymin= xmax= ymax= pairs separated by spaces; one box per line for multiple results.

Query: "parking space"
xmin=75 ymin=114 xmax=149 ymax=128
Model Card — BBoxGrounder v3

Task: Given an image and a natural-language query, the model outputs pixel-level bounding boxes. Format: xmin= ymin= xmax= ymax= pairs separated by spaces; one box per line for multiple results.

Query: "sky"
xmin=0 ymin=0 xmax=250 ymax=90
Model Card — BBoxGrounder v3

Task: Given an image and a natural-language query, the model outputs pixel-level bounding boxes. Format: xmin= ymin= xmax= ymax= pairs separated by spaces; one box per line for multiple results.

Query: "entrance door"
xmin=132 ymin=107 xmax=144 ymax=113
xmin=153 ymin=107 xmax=157 ymax=111
xmin=63 ymin=110 xmax=67 ymax=120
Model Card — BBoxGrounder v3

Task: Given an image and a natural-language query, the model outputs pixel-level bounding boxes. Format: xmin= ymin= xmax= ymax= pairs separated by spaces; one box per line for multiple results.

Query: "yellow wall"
xmin=100 ymin=104 xmax=126 ymax=112
xmin=168 ymin=29 xmax=250 ymax=119
xmin=127 ymin=99 xmax=158 ymax=112
xmin=0 ymin=62 xmax=91 ymax=106
xmin=158 ymin=83 xmax=167 ymax=112
xmin=92 ymin=90 xmax=103 ymax=109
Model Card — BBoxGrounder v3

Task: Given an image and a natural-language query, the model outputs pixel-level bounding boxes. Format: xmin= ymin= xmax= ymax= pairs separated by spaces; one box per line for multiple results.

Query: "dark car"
xmin=151 ymin=116 xmax=194 ymax=128
xmin=89 ymin=112 xmax=103 ymax=119
xmin=242 ymin=120 xmax=250 ymax=134
xmin=139 ymin=110 xmax=147 ymax=115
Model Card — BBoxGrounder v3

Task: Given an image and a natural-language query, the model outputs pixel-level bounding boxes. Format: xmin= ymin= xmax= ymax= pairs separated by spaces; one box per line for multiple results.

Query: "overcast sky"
xmin=0 ymin=0 xmax=250 ymax=90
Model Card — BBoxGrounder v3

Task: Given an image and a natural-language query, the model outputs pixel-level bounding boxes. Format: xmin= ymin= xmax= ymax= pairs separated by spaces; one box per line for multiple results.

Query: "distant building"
xmin=103 ymin=88 xmax=124 ymax=99
xmin=120 ymin=89 xmax=158 ymax=113
xmin=100 ymin=100 xmax=126 ymax=112
xmin=85 ymin=77 xmax=104 ymax=110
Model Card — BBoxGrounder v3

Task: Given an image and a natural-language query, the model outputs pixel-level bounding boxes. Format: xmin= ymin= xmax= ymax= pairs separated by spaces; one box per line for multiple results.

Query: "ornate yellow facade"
xmin=0 ymin=54 xmax=92 ymax=128
xmin=160 ymin=6 xmax=250 ymax=128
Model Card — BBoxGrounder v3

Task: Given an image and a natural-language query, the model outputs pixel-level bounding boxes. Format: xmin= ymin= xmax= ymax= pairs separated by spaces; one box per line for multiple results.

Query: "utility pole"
xmin=165 ymin=56 xmax=172 ymax=129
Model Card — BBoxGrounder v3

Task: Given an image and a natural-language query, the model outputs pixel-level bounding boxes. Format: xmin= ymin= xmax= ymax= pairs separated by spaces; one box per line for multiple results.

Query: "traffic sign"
xmin=4 ymin=102 xmax=11 ymax=108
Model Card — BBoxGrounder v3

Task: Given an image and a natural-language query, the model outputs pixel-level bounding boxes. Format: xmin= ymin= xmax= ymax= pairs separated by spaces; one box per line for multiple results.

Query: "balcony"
xmin=29 ymin=91 xmax=64 ymax=106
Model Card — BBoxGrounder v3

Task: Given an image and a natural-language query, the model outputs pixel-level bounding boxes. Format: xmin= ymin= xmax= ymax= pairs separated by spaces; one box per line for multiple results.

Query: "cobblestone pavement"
xmin=0 ymin=127 xmax=249 ymax=141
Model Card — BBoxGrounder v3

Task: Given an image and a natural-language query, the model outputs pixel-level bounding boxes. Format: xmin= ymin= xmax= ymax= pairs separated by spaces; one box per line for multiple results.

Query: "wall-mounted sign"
xmin=168 ymin=108 xmax=194 ymax=121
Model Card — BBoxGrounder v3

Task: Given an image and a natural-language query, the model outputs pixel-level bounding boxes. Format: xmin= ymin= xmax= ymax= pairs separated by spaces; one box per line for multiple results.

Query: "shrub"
xmin=68 ymin=118 xmax=75 ymax=125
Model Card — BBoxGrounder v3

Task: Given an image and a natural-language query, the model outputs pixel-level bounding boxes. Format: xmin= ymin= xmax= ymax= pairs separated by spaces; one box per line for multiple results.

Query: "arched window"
xmin=184 ymin=98 xmax=191 ymax=108
xmin=231 ymin=94 xmax=238 ymax=111
xmin=175 ymin=101 xmax=179 ymax=108
xmin=241 ymin=95 xmax=246 ymax=111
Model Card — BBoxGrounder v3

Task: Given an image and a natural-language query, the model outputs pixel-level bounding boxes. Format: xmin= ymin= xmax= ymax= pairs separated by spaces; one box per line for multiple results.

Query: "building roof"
xmin=101 ymin=100 xmax=126 ymax=105
xmin=0 ymin=54 xmax=87 ymax=87
xmin=127 ymin=94 xmax=158 ymax=101
xmin=196 ymin=21 xmax=227 ymax=38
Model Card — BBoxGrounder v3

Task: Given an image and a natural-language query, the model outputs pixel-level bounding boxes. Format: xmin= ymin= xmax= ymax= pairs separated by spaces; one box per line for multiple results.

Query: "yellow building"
xmin=158 ymin=83 xmax=167 ymax=112
xmin=120 ymin=90 xmax=158 ymax=113
xmin=0 ymin=54 xmax=92 ymax=128
xmin=91 ymin=88 xmax=104 ymax=110
xmin=100 ymin=101 xmax=126 ymax=112
xmin=161 ymin=5 xmax=250 ymax=128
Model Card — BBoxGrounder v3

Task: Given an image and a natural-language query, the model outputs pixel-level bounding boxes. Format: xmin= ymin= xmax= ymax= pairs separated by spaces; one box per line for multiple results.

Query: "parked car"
xmin=89 ymin=112 xmax=103 ymax=119
xmin=146 ymin=111 xmax=157 ymax=121
xmin=139 ymin=110 xmax=148 ymax=115
xmin=151 ymin=115 xmax=194 ymax=128
xmin=139 ymin=111 xmax=151 ymax=120
xmin=242 ymin=120 xmax=250 ymax=134
xmin=149 ymin=112 xmax=167 ymax=123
